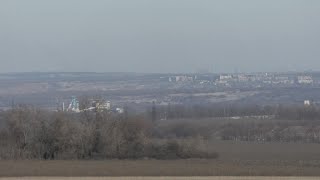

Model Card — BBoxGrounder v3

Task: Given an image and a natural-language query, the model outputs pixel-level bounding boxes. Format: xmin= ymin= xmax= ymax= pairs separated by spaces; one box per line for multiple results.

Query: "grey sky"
xmin=0 ymin=0 xmax=320 ymax=73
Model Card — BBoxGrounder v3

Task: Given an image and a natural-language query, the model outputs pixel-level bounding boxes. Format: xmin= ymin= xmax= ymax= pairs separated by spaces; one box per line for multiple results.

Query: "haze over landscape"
xmin=1 ymin=0 xmax=320 ymax=73
xmin=3 ymin=1 xmax=320 ymax=179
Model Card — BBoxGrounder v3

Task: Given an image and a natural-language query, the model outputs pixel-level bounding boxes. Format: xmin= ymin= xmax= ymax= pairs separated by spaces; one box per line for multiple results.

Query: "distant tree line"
xmin=149 ymin=104 xmax=320 ymax=144
xmin=152 ymin=116 xmax=320 ymax=143
xmin=154 ymin=104 xmax=276 ymax=120
xmin=151 ymin=104 xmax=320 ymax=143
xmin=153 ymin=104 xmax=320 ymax=121
xmin=275 ymin=105 xmax=320 ymax=120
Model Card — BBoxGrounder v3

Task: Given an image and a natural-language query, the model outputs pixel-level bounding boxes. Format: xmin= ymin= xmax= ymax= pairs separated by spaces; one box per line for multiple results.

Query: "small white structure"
xmin=175 ymin=75 xmax=193 ymax=82
xmin=116 ymin=107 xmax=124 ymax=114
xmin=298 ymin=76 xmax=313 ymax=84
xmin=95 ymin=101 xmax=111 ymax=111
xmin=304 ymin=100 xmax=311 ymax=106
xmin=106 ymin=101 xmax=111 ymax=110
xmin=220 ymin=75 xmax=232 ymax=81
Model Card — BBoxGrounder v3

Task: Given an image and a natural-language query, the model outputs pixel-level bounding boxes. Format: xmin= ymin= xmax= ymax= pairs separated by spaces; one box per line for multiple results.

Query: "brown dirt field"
xmin=210 ymin=141 xmax=320 ymax=161
xmin=1 ymin=160 xmax=320 ymax=177
xmin=1 ymin=177 xmax=320 ymax=180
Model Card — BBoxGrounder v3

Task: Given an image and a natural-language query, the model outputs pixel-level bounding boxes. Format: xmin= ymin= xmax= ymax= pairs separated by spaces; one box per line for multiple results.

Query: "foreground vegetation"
xmin=2 ymin=104 xmax=320 ymax=176
xmin=2 ymin=104 xmax=320 ymax=160
xmin=0 ymin=106 xmax=217 ymax=160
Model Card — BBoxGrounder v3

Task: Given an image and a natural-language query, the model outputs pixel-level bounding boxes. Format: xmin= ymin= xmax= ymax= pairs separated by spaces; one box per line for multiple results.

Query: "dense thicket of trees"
xmin=0 ymin=106 xmax=217 ymax=160
xmin=1 ymin=104 xmax=320 ymax=160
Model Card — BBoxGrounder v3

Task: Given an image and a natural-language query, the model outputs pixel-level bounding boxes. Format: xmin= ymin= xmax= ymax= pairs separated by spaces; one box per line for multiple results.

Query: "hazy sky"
xmin=1 ymin=0 xmax=320 ymax=73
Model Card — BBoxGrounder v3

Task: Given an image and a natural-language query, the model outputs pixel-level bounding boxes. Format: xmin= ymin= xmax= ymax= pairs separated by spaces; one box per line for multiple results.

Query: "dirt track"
xmin=1 ymin=177 xmax=320 ymax=180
